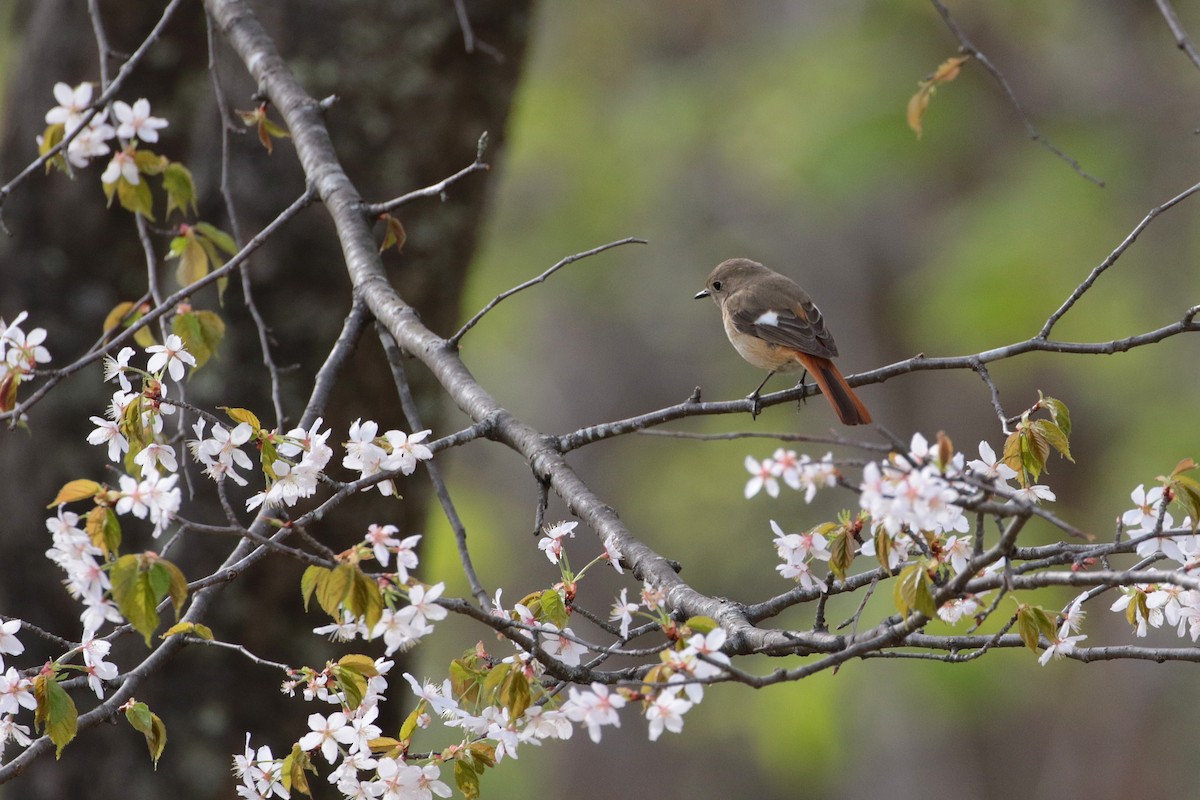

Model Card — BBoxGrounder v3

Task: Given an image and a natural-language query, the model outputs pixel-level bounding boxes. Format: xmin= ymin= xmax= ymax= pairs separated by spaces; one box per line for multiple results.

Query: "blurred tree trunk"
xmin=0 ymin=1 xmax=532 ymax=797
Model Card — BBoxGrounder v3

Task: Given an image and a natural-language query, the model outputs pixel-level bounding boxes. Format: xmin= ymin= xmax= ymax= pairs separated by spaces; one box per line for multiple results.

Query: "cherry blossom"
xmin=562 ymin=682 xmax=626 ymax=743
xmin=609 ymin=588 xmax=639 ymax=638
xmin=744 ymin=454 xmax=779 ymax=499
xmin=100 ymin=149 xmax=140 ymax=185
xmin=0 ymin=621 xmax=23 ymax=660
xmin=1039 ymin=632 xmax=1086 ymax=666
xmin=145 ymin=334 xmax=196 ymax=382
xmin=537 ymin=521 xmax=577 ymax=564
xmin=44 ymin=81 xmax=94 ymax=133
xmin=113 ymin=98 xmax=168 ymax=143
xmin=645 ymin=690 xmax=693 ymax=741
xmin=541 ymin=626 xmax=589 ymax=667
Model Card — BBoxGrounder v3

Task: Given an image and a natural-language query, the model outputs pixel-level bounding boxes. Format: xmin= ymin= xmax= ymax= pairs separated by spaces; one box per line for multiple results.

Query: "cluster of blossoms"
xmin=0 ymin=312 xmax=51 ymax=410
xmin=771 ymin=520 xmax=833 ymax=592
xmin=239 ymin=417 xmax=334 ymax=512
xmin=342 ymin=419 xmax=433 ymax=497
xmin=310 ymin=527 xmax=443 ymax=656
xmin=756 ymin=434 xmax=1068 ymax=647
xmin=237 ymin=522 xmax=707 ymax=799
xmin=856 ymin=435 xmax=1050 ymax=570
xmin=0 ymin=622 xmax=34 ymax=758
xmin=744 ymin=448 xmax=838 ymax=501
xmin=1108 ymin=484 xmax=1200 ymax=640
xmin=40 ymin=81 xmax=167 ymax=176
xmin=0 ymin=620 xmax=118 ymax=759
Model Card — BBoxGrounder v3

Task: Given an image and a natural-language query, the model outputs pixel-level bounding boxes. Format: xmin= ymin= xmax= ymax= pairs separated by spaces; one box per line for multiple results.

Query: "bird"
xmin=694 ymin=257 xmax=871 ymax=425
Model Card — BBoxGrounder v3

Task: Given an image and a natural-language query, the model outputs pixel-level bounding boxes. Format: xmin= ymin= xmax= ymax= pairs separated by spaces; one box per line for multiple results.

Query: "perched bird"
xmin=695 ymin=258 xmax=871 ymax=425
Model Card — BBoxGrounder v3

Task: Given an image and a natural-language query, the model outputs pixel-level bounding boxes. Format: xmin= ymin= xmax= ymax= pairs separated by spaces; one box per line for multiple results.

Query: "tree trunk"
xmin=0 ymin=1 xmax=531 ymax=796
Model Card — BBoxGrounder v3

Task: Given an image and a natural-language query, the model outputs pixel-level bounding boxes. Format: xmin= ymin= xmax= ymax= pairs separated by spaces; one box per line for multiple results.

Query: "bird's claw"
xmin=746 ymin=391 xmax=763 ymax=420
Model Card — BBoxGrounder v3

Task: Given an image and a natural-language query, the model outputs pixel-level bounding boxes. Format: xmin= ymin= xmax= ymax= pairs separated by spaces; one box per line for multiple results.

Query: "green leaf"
xmin=1031 ymin=418 xmax=1073 ymax=463
xmin=501 ymin=669 xmax=532 ymax=721
xmin=449 ymin=656 xmax=485 ymax=707
xmin=315 ymin=564 xmax=354 ymax=620
xmin=85 ymin=506 xmax=122 ymax=557
xmin=175 ymin=237 xmax=210 ymax=287
xmin=1016 ymin=603 xmax=1057 ymax=652
xmin=455 ymin=759 xmax=482 ymax=800
xmin=124 ymin=701 xmax=167 ymax=767
xmin=397 ymin=702 xmax=425 ymax=743
xmin=111 ymin=554 xmax=166 ymax=646
xmin=162 ymin=162 xmax=197 ymax=218
xmin=281 ymin=742 xmax=314 ymax=797
xmin=330 ymin=664 xmax=368 ymax=710
xmin=1124 ymin=589 xmax=1149 ymax=628
xmin=261 ymin=117 xmax=290 ymax=140
xmin=347 ymin=569 xmax=384 ymax=632
xmin=154 ymin=557 xmax=189 ymax=618
xmin=1041 ymin=394 xmax=1071 ymax=439
xmin=872 ymin=530 xmax=895 ymax=572
xmin=47 ymin=479 xmax=102 ymax=507
xmin=1172 ymin=475 xmax=1200 ymax=532
xmin=162 ymin=622 xmax=213 ymax=640
xmin=827 ymin=524 xmax=856 ymax=582
xmin=300 ymin=565 xmax=326 ymax=611
xmin=39 ymin=123 xmax=67 ymax=173
xmin=221 ymin=406 xmax=262 ymax=431
xmin=336 ymin=654 xmax=380 ymax=678
xmin=116 ymin=177 xmax=155 ymax=220
xmin=195 ymin=221 xmax=239 ymax=256
xmin=193 ymin=310 xmax=225 ymax=361
xmin=481 ymin=662 xmax=512 ymax=703
xmin=683 ymin=616 xmax=718 ymax=635
xmin=133 ymin=149 xmax=167 ymax=176
xmin=538 ymin=588 xmax=568 ymax=629
xmin=892 ymin=563 xmax=937 ymax=619
xmin=103 ymin=301 xmax=156 ymax=349
xmin=34 ymin=672 xmax=78 ymax=758
xmin=172 ymin=310 xmax=224 ymax=370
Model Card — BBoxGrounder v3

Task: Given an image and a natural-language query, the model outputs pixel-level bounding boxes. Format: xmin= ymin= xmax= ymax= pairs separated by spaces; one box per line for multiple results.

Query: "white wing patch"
xmin=754 ymin=310 xmax=780 ymax=327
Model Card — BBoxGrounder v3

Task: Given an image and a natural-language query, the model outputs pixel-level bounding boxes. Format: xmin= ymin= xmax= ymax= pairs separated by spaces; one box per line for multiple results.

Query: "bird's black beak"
xmin=693 ymin=289 xmax=709 ymax=300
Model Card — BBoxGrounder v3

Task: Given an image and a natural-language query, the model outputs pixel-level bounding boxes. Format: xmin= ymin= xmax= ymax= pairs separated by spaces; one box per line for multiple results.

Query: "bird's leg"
xmin=794 ymin=369 xmax=809 ymax=408
xmin=747 ymin=371 xmax=775 ymax=420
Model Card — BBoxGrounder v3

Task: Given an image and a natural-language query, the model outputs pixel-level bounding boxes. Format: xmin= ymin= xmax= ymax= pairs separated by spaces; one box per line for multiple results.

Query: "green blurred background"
xmin=423 ymin=2 xmax=1200 ymax=798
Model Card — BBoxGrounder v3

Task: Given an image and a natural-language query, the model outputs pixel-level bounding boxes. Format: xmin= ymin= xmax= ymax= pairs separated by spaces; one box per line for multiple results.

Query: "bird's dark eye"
xmin=711 ymin=280 xmax=722 ymax=291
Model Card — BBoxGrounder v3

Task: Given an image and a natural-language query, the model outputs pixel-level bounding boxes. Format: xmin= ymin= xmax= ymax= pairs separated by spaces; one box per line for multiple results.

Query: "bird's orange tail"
xmin=797 ymin=353 xmax=871 ymax=426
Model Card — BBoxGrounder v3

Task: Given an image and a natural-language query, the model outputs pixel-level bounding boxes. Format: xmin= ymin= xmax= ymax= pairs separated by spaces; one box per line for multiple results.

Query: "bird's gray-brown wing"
xmin=728 ymin=299 xmax=839 ymax=358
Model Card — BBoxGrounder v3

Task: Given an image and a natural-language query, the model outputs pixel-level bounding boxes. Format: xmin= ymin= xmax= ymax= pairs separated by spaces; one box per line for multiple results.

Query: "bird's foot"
xmin=745 ymin=390 xmax=763 ymax=420
xmin=794 ymin=370 xmax=810 ymax=409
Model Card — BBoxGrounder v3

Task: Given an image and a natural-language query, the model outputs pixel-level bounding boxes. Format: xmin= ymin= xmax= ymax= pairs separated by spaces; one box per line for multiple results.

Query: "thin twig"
xmin=86 ymin=0 xmax=112 ymax=89
xmin=1038 ymin=177 xmax=1200 ymax=339
xmin=449 ymin=237 xmax=647 ymax=347
xmin=1 ymin=189 xmax=315 ymax=424
xmin=1154 ymin=0 xmax=1200 ymax=74
xmin=364 ymin=133 xmax=491 ymax=216
xmin=929 ymin=0 xmax=1103 ymax=186
xmin=377 ymin=325 xmax=491 ymax=609
xmin=187 ymin=637 xmax=293 ymax=671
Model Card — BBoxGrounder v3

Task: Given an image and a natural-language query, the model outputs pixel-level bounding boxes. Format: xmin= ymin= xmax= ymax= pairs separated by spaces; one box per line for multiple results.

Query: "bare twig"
xmin=449 ymin=237 xmax=647 ymax=347
xmin=1039 ymin=177 xmax=1200 ymax=339
xmin=364 ymin=134 xmax=491 ymax=216
xmin=1154 ymin=0 xmax=1200 ymax=74
xmin=1 ymin=188 xmax=316 ymax=424
xmin=929 ymin=0 xmax=1103 ymax=186
xmin=377 ymin=324 xmax=491 ymax=609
